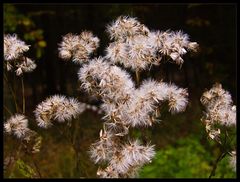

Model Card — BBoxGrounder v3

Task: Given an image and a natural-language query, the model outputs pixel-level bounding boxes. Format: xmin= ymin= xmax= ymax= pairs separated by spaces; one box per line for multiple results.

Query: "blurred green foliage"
xmin=15 ymin=159 xmax=36 ymax=178
xmin=4 ymin=4 xmax=46 ymax=59
xmin=139 ymin=136 xmax=236 ymax=178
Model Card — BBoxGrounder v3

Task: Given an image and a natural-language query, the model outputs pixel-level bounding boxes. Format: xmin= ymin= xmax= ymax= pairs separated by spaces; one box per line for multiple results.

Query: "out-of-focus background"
xmin=3 ymin=4 xmax=236 ymax=178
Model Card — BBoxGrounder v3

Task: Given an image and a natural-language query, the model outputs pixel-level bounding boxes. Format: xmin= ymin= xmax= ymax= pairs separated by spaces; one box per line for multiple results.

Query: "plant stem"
xmin=55 ymin=124 xmax=80 ymax=177
xmin=209 ymin=130 xmax=229 ymax=178
xmin=21 ymin=76 xmax=25 ymax=114
xmin=55 ymin=124 xmax=72 ymax=144
xmin=4 ymin=105 xmax=13 ymax=116
xmin=8 ymin=142 xmax=22 ymax=178
xmin=135 ymin=69 xmax=140 ymax=87
xmin=31 ymin=154 xmax=42 ymax=178
xmin=4 ymin=73 xmax=19 ymax=112
xmin=209 ymin=151 xmax=227 ymax=178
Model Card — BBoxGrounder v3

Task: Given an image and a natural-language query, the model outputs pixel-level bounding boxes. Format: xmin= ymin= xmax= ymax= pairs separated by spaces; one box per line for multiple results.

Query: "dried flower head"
xmin=106 ymin=16 xmax=149 ymax=41
xmin=201 ymin=83 xmax=236 ymax=142
xmin=4 ymin=114 xmax=29 ymax=138
xmin=201 ymin=83 xmax=236 ymax=127
xmin=34 ymin=95 xmax=85 ymax=128
xmin=98 ymin=140 xmax=155 ymax=178
xmin=89 ymin=129 xmax=116 ymax=164
xmin=78 ymin=57 xmax=135 ymax=103
xmin=105 ymin=16 xmax=198 ymax=71
xmin=119 ymin=80 xmax=188 ymax=127
xmin=15 ymin=57 xmax=37 ymax=76
xmin=75 ymin=16 xmax=196 ymax=178
xmin=4 ymin=34 xmax=37 ymax=76
xmin=58 ymin=31 xmax=99 ymax=64
xmin=4 ymin=34 xmax=30 ymax=61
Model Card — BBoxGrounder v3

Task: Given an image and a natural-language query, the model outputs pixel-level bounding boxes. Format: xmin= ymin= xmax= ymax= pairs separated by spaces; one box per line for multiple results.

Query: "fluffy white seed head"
xmin=109 ymin=140 xmax=155 ymax=175
xmin=105 ymin=17 xmax=198 ymax=70
xmin=78 ymin=57 xmax=135 ymax=103
xmin=201 ymin=83 xmax=236 ymax=126
xmin=105 ymin=41 xmax=129 ymax=64
xmin=58 ymin=31 xmax=99 ymax=64
xmin=4 ymin=34 xmax=30 ymax=61
xmin=106 ymin=16 xmax=149 ymax=41
xmin=167 ymin=84 xmax=189 ymax=113
xmin=121 ymin=80 xmax=188 ymax=127
xmin=34 ymin=95 xmax=85 ymax=128
xmin=54 ymin=97 xmax=84 ymax=122
xmin=122 ymin=140 xmax=155 ymax=165
xmin=127 ymin=35 xmax=157 ymax=70
xmin=4 ymin=34 xmax=37 ymax=75
xmin=15 ymin=57 xmax=37 ymax=76
xmin=4 ymin=114 xmax=29 ymax=138
xmin=187 ymin=42 xmax=199 ymax=52
xmin=123 ymin=80 xmax=160 ymax=127
xmin=89 ymin=130 xmax=116 ymax=164
xmin=97 ymin=166 xmax=119 ymax=178
xmin=171 ymin=30 xmax=190 ymax=48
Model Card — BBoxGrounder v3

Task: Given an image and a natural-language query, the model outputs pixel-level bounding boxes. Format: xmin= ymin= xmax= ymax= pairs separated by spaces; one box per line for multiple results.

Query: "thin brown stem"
xmin=209 ymin=151 xmax=228 ymax=179
xmin=4 ymin=105 xmax=13 ymax=116
xmin=31 ymin=154 xmax=42 ymax=178
xmin=209 ymin=151 xmax=224 ymax=178
xmin=8 ymin=142 xmax=22 ymax=178
xmin=209 ymin=129 xmax=229 ymax=178
xmin=57 ymin=122 xmax=83 ymax=177
xmin=55 ymin=124 xmax=73 ymax=145
xmin=135 ymin=69 xmax=140 ymax=87
xmin=21 ymin=76 xmax=25 ymax=114
xmin=4 ymin=73 xmax=19 ymax=112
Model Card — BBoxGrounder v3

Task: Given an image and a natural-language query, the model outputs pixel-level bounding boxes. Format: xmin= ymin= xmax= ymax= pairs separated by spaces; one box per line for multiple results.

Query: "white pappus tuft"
xmin=109 ymin=139 xmax=155 ymax=175
xmin=4 ymin=34 xmax=30 ymax=61
xmin=15 ymin=57 xmax=37 ymax=76
xmin=58 ymin=31 xmax=99 ymax=64
xmin=34 ymin=95 xmax=85 ymax=128
xmin=78 ymin=57 xmax=135 ymax=104
xmin=89 ymin=129 xmax=116 ymax=164
xmin=121 ymin=80 xmax=188 ymax=127
xmin=4 ymin=114 xmax=29 ymax=138
xmin=4 ymin=34 xmax=37 ymax=76
xmin=200 ymin=83 xmax=236 ymax=127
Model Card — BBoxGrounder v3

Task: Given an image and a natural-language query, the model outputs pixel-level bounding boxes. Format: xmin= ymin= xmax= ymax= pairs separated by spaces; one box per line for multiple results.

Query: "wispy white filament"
xmin=105 ymin=16 xmax=198 ymax=70
xmin=4 ymin=114 xmax=29 ymax=138
xmin=4 ymin=34 xmax=37 ymax=76
xmin=58 ymin=31 xmax=99 ymax=64
xmin=34 ymin=95 xmax=85 ymax=128
xmin=4 ymin=34 xmax=30 ymax=61
xmin=78 ymin=57 xmax=135 ymax=104
xmin=201 ymin=83 xmax=236 ymax=127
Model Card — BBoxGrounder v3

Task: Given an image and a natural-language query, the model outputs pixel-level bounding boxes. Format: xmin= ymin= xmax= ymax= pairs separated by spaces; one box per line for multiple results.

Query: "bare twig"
xmin=21 ymin=76 xmax=25 ymax=114
xmin=31 ymin=154 xmax=42 ymax=178
xmin=4 ymin=73 xmax=19 ymax=112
